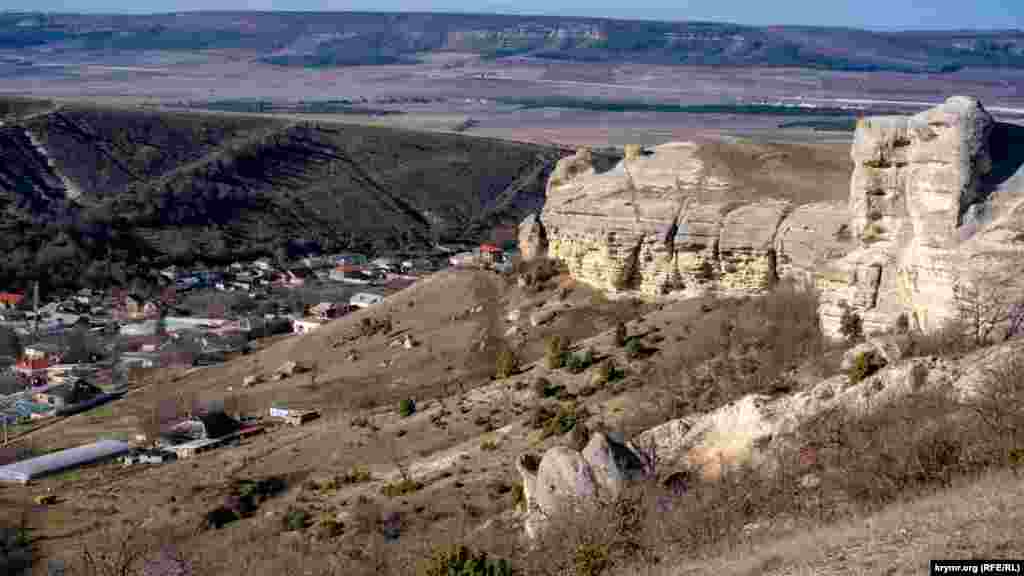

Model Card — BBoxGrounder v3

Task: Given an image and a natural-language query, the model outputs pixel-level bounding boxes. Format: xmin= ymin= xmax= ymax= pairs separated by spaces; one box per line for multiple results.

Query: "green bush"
xmin=381 ymin=477 xmax=423 ymax=498
xmin=624 ymin=338 xmax=643 ymax=359
xmin=847 ymin=352 xmax=882 ymax=384
xmin=283 ymin=507 xmax=311 ymax=532
xmin=420 ymin=544 xmax=513 ymax=576
xmin=566 ymin=349 xmax=594 ymax=374
xmin=399 ymin=398 xmax=417 ymax=418
xmin=495 ymin=347 xmax=519 ymax=379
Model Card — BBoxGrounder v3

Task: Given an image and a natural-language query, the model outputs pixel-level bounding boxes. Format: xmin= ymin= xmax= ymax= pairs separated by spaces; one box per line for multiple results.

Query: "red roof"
xmin=336 ymin=265 xmax=365 ymax=273
xmin=0 ymin=292 xmax=24 ymax=305
xmin=479 ymin=244 xmax=502 ymax=253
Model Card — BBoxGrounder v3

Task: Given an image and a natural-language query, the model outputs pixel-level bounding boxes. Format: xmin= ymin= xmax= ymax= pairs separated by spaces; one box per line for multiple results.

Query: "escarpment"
xmin=523 ymin=96 xmax=1024 ymax=336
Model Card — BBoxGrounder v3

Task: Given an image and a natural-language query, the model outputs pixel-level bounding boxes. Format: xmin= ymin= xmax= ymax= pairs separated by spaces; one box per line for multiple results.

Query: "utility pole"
xmin=32 ymin=281 xmax=39 ymax=341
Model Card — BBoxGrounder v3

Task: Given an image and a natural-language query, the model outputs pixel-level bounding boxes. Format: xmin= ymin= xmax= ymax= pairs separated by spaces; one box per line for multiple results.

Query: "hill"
xmin=0 ymin=98 xmax=574 ymax=293
xmin=1 ymin=11 xmax=1023 ymax=72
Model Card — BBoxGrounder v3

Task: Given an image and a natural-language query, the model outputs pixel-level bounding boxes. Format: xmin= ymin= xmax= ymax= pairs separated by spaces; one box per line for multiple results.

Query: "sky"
xmin=3 ymin=0 xmax=1022 ymax=31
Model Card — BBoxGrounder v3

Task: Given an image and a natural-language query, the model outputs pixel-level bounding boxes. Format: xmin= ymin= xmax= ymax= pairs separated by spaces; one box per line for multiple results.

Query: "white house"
xmin=292 ymin=318 xmax=326 ymax=335
xmin=349 ymin=293 xmax=384 ymax=309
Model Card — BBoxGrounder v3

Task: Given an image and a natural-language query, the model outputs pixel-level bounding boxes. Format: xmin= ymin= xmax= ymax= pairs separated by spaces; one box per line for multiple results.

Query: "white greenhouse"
xmin=0 ymin=439 xmax=132 ymax=484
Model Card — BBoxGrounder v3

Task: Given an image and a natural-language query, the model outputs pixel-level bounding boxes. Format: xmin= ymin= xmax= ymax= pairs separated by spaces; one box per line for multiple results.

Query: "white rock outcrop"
xmin=525 ymin=97 xmax=1024 ymax=337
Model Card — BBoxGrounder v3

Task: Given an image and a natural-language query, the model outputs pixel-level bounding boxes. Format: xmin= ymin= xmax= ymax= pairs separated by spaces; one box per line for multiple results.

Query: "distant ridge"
xmin=0 ymin=11 xmax=1022 ymax=72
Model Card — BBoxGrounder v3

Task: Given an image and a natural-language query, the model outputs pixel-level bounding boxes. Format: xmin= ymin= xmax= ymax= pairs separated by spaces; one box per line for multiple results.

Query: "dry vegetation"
xmin=5 ymin=263 xmax=1024 ymax=576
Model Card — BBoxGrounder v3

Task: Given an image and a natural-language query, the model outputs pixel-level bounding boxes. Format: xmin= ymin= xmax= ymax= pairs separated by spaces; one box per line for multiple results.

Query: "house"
xmin=142 ymin=301 xmax=163 ymax=319
xmin=292 ymin=318 xmax=327 ymax=335
xmin=478 ymin=244 xmax=503 ymax=266
xmin=34 ymin=380 xmax=103 ymax=408
xmin=121 ymin=448 xmax=176 ymax=467
xmin=333 ymin=253 xmax=368 ymax=266
xmin=125 ymin=294 xmax=146 ymax=320
xmin=329 ymin=265 xmax=375 ymax=285
xmin=269 ymin=406 xmax=320 ymax=426
xmin=349 ymin=292 xmax=385 ymax=309
xmin=449 ymin=252 xmax=478 ymax=268
xmin=0 ymin=292 xmax=24 ymax=310
xmin=309 ymin=302 xmax=345 ymax=320
xmin=160 ymin=410 xmax=241 ymax=445
xmin=15 ymin=343 xmax=61 ymax=375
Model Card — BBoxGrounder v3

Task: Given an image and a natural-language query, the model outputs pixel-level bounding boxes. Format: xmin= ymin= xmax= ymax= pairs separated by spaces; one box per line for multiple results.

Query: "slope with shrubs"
xmin=0 ymin=98 xmax=573 ymax=293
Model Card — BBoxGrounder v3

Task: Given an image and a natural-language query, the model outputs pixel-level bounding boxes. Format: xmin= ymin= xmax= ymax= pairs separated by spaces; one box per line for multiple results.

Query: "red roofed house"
xmin=478 ymin=244 xmax=503 ymax=266
xmin=0 ymin=292 xmax=24 ymax=310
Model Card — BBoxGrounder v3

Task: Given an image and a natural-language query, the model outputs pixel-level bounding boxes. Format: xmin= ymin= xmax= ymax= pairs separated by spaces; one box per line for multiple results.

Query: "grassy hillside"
xmin=2 ymin=11 xmax=1023 ymax=72
xmin=0 ymin=98 xmax=572 ymax=294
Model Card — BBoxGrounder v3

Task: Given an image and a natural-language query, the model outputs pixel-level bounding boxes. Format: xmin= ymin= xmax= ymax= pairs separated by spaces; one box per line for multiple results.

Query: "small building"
xmin=34 ymin=380 xmax=103 ymax=408
xmin=160 ymin=410 xmax=241 ymax=446
xmin=292 ymin=318 xmax=327 ymax=335
xmin=166 ymin=436 xmax=235 ymax=459
xmin=0 ymin=439 xmax=132 ymax=484
xmin=0 ymin=292 xmax=25 ymax=310
xmin=122 ymin=448 xmax=177 ymax=467
xmin=349 ymin=292 xmax=385 ymax=309
xmin=478 ymin=244 xmax=503 ymax=265
xmin=309 ymin=302 xmax=346 ymax=320
xmin=269 ymin=407 xmax=320 ymax=426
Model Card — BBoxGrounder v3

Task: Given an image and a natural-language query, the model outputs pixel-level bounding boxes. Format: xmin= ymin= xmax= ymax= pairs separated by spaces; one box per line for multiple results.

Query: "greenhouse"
xmin=0 ymin=439 xmax=131 ymax=484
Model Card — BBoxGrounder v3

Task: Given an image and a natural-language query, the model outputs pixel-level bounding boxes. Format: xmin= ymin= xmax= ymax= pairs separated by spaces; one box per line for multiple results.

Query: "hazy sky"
xmin=4 ymin=0 xmax=1022 ymax=31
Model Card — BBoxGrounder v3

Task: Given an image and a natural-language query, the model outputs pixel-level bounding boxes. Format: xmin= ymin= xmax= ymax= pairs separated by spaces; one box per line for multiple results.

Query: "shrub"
xmin=399 ymin=398 xmax=417 ymax=418
xmin=419 ymin=544 xmax=513 ymax=576
xmin=339 ymin=465 xmax=373 ymax=485
xmin=624 ymin=338 xmax=643 ymax=360
xmin=893 ymin=312 xmax=911 ymax=334
xmin=282 ymin=507 xmax=311 ymax=532
xmin=591 ymin=359 xmax=623 ymax=387
xmin=533 ymin=377 xmax=556 ymax=398
xmin=847 ymin=352 xmax=882 ymax=384
xmin=613 ymin=322 xmax=628 ymax=347
xmin=495 ymin=347 xmax=519 ymax=379
xmin=545 ymin=335 xmax=568 ymax=369
xmin=480 ymin=438 xmax=499 ymax=451
xmin=381 ymin=478 xmax=423 ymax=498
xmin=839 ymin=306 xmax=863 ymax=342
xmin=541 ymin=403 xmax=588 ymax=440
xmin=566 ymin=349 xmax=594 ymax=374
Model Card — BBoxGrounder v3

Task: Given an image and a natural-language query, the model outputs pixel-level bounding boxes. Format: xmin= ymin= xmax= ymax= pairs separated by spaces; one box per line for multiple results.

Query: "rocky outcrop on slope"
xmin=516 ymin=432 xmax=651 ymax=539
xmin=525 ymin=96 xmax=1024 ymax=336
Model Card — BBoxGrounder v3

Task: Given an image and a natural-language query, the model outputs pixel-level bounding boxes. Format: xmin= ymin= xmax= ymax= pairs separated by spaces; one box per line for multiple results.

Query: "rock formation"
xmin=525 ymin=97 xmax=1024 ymax=336
xmin=516 ymin=432 xmax=650 ymax=539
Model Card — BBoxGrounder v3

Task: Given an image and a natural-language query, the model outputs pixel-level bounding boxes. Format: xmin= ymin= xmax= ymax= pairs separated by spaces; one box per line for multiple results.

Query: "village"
xmin=0 ymin=239 xmax=518 ymax=484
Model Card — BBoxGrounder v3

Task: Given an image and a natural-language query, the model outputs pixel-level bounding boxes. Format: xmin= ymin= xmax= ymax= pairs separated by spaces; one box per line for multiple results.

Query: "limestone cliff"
xmin=523 ymin=96 xmax=1024 ymax=336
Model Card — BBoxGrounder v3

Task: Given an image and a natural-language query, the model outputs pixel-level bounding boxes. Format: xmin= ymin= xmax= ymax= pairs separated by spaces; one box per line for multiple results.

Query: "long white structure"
xmin=0 ymin=439 xmax=132 ymax=484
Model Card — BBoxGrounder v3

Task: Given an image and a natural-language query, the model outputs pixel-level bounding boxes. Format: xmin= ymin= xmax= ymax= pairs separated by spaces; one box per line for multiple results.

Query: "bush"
xmin=282 ymin=507 xmax=311 ymax=532
xmin=591 ymin=359 xmax=623 ymax=387
xmin=399 ymin=398 xmax=417 ymax=418
xmin=566 ymin=349 xmax=594 ymax=374
xmin=495 ymin=347 xmax=519 ymax=379
xmin=613 ymin=322 xmax=628 ymax=347
xmin=541 ymin=403 xmax=588 ymax=440
xmin=624 ymin=338 xmax=643 ymax=360
xmin=839 ymin=306 xmax=863 ymax=342
xmin=847 ymin=352 xmax=883 ymax=384
xmin=533 ymin=377 xmax=557 ymax=398
xmin=545 ymin=335 xmax=568 ymax=369
xmin=381 ymin=477 xmax=423 ymax=498
xmin=419 ymin=544 xmax=512 ymax=576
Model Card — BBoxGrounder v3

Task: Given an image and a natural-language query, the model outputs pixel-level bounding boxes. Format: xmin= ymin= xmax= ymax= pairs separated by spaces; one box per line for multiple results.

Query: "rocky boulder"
xmin=516 ymin=432 xmax=651 ymax=539
xmin=518 ymin=213 xmax=548 ymax=262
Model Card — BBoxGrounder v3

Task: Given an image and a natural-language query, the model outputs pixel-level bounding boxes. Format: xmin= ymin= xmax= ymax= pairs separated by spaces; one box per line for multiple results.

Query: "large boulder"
xmin=516 ymin=432 xmax=651 ymax=538
xmin=581 ymin=432 xmax=651 ymax=499
xmin=518 ymin=213 xmax=549 ymax=262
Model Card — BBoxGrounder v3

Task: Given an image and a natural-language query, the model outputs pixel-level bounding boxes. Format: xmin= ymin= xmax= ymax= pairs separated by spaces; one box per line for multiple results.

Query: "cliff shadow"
xmin=983 ymin=121 xmax=1024 ymax=192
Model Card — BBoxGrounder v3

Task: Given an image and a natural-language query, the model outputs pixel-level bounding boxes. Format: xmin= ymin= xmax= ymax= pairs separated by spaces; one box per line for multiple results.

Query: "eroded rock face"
xmin=528 ymin=96 xmax=1024 ymax=336
xmin=518 ymin=212 xmax=548 ymax=262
